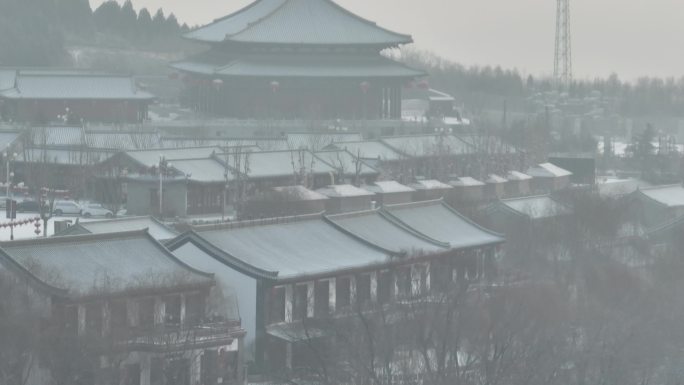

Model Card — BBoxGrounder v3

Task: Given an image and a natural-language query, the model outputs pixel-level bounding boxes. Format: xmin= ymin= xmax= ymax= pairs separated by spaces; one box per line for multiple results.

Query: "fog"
xmin=90 ymin=0 xmax=684 ymax=80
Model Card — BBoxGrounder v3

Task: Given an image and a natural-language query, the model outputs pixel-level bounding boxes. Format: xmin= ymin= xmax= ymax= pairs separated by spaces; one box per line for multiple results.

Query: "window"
xmin=63 ymin=305 xmax=78 ymax=338
xmin=164 ymin=295 xmax=182 ymax=326
xmin=356 ymin=274 xmax=372 ymax=305
xmin=396 ymin=267 xmax=412 ymax=299
xmin=270 ymin=287 xmax=286 ymax=323
xmin=110 ymin=300 xmax=127 ymax=336
xmin=314 ymin=280 xmax=330 ymax=318
xmin=431 ymin=260 xmax=452 ymax=293
xmin=336 ymin=277 xmax=351 ymax=309
xmin=377 ymin=271 xmax=393 ymax=304
xmin=293 ymin=284 xmax=308 ymax=321
xmin=85 ymin=303 xmax=103 ymax=337
xmin=138 ymin=298 xmax=155 ymax=329
xmin=185 ymin=293 xmax=205 ymax=327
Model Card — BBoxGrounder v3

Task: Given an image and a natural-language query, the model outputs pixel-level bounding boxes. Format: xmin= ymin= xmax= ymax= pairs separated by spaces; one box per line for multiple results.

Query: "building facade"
xmin=172 ymin=0 xmax=425 ymax=120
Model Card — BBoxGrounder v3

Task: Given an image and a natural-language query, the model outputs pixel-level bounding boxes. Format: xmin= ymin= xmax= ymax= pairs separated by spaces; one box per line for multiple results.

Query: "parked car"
xmin=52 ymin=200 xmax=82 ymax=216
xmin=81 ymin=203 xmax=114 ymax=218
xmin=17 ymin=199 xmax=43 ymax=213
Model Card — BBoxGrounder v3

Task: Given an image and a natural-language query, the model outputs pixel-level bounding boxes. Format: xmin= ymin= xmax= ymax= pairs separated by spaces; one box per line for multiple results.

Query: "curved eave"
xmin=183 ymin=0 xmax=413 ymax=47
xmin=0 ymin=248 xmax=69 ymax=298
xmin=166 ymin=231 xmax=280 ymax=281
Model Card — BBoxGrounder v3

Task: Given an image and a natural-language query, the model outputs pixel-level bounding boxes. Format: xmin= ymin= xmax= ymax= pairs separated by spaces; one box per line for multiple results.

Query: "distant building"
xmin=53 ymin=216 xmax=178 ymax=241
xmin=548 ymin=153 xmax=596 ymax=185
xmin=526 ymin=163 xmax=573 ymax=192
xmin=316 ymin=184 xmax=376 ymax=213
xmin=363 ymin=180 xmax=415 ymax=205
xmin=410 ymin=179 xmax=453 ymax=201
xmin=0 ymin=69 xmax=154 ymax=124
xmin=0 ymin=230 xmax=246 ymax=385
xmin=166 ymin=201 xmax=503 ymax=372
xmin=632 ymin=184 xmax=684 ymax=228
xmin=485 ymin=194 xmax=571 ymax=233
xmin=172 ymin=0 xmax=424 ymax=120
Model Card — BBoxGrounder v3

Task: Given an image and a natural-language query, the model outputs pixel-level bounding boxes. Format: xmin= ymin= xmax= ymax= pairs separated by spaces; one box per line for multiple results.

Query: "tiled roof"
xmin=0 ymin=72 xmax=154 ymax=100
xmin=449 ymin=177 xmax=485 ymax=187
xmin=326 ymin=210 xmax=448 ymax=254
xmin=286 ymin=132 xmax=362 ymax=150
xmin=500 ymin=195 xmax=570 ymax=219
xmin=316 ymin=184 xmax=375 ymax=198
xmin=173 ymin=52 xmax=424 ymax=79
xmin=57 ymin=216 xmax=178 ymax=241
xmin=0 ymin=230 xmax=212 ymax=298
xmin=382 ymin=200 xmax=504 ymax=249
xmin=527 ymin=163 xmax=572 ymax=178
xmin=410 ymin=180 xmax=453 ymax=191
xmin=184 ymin=215 xmax=394 ymax=280
xmin=125 ymin=147 xmax=224 ymax=169
xmin=331 ymin=140 xmax=405 ymax=161
xmin=314 ymin=150 xmax=378 ymax=177
xmin=238 ymin=150 xmax=336 ymax=179
xmin=364 ymin=181 xmax=415 ymax=194
xmin=380 ymin=134 xmax=473 ymax=158
xmin=184 ymin=0 xmax=412 ymax=46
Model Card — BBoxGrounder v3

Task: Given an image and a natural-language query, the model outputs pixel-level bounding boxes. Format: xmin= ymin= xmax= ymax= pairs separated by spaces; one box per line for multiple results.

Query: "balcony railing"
xmin=119 ymin=320 xmax=244 ymax=352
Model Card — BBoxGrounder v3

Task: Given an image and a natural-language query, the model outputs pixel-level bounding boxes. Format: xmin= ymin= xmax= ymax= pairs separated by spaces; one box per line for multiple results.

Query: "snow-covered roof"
xmin=316 ymin=184 xmax=375 ymax=198
xmin=326 ymin=210 xmax=448 ymax=254
xmin=597 ymin=178 xmax=651 ymax=198
xmin=184 ymin=0 xmax=413 ymax=46
xmin=125 ymin=147 xmax=224 ymax=168
xmin=410 ymin=179 xmax=453 ymax=191
xmin=500 ymin=195 xmax=570 ymax=219
xmin=314 ymin=150 xmax=378 ymax=176
xmin=63 ymin=216 xmax=178 ymax=241
xmin=287 ymin=132 xmax=362 ymax=150
xmin=638 ymin=185 xmax=684 ymax=208
xmin=0 ymin=71 xmax=154 ymax=100
xmin=363 ymin=181 xmax=415 ymax=194
xmin=0 ymin=230 xmax=212 ymax=298
xmin=449 ymin=177 xmax=485 ymax=187
xmin=506 ymin=171 xmax=533 ymax=181
xmin=527 ymin=163 xmax=572 ymax=178
xmin=171 ymin=158 xmax=234 ymax=183
xmin=186 ymin=216 xmax=394 ymax=280
xmin=272 ymin=185 xmax=329 ymax=201
xmin=383 ymin=200 xmax=504 ymax=248
xmin=331 ymin=140 xmax=405 ymax=161
xmin=242 ymin=150 xmax=336 ymax=179
xmin=486 ymin=174 xmax=508 ymax=184
xmin=381 ymin=134 xmax=472 ymax=158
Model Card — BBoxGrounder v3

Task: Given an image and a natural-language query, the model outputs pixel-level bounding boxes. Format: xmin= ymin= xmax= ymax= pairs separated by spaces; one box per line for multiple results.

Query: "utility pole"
xmin=554 ymin=0 xmax=573 ymax=87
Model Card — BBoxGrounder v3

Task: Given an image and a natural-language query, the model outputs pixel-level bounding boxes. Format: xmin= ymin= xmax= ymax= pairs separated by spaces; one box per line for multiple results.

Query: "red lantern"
xmin=417 ymin=80 xmax=430 ymax=89
xmin=360 ymin=81 xmax=370 ymax=94
xmin=270 ymin=80 xmax=280 ymax=93
xmin=168 ymin=72 xmax=180 ymax=80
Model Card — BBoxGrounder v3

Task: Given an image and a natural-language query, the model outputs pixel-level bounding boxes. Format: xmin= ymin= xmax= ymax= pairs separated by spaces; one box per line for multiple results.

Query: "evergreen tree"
xmin=93 ymin=1 xmax=121 ymax=33
xmin=119 ymin=0 xmax=138 ymax=38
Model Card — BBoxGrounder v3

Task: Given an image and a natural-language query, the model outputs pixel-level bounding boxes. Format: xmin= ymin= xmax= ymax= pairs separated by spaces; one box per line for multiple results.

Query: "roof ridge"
xmin=500 ymin=194 xmax=553 ymax=202
xmin=228 ymin=0 xmax=291 ymax=39
xmin=0 ymin=229 xmax=148 ymax=247
xmin=193 ymin=212 xmax=325 ymax=232
xmin=320 ymin=0 xmax=412 ymax=44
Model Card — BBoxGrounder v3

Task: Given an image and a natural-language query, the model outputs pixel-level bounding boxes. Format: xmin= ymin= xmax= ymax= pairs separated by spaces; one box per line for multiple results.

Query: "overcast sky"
xmin=89 ymin=0 xmax=683 ymax=81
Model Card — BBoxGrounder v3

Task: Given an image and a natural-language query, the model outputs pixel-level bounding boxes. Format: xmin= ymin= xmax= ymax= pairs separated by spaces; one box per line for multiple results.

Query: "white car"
xmin=81 ymin=203 xmax=114 ymax=218
xmin=52 ymin=200 xmax=82 ymax=216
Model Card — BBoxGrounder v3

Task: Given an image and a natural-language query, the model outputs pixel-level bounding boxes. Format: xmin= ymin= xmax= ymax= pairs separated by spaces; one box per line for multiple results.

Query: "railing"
xmin=119 ymin=321 xmax=243 ymax=351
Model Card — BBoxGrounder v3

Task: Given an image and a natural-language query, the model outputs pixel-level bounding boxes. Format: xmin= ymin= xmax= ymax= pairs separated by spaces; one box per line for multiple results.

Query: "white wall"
xmin=172 ymin=243 xmax=258 ymax=358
